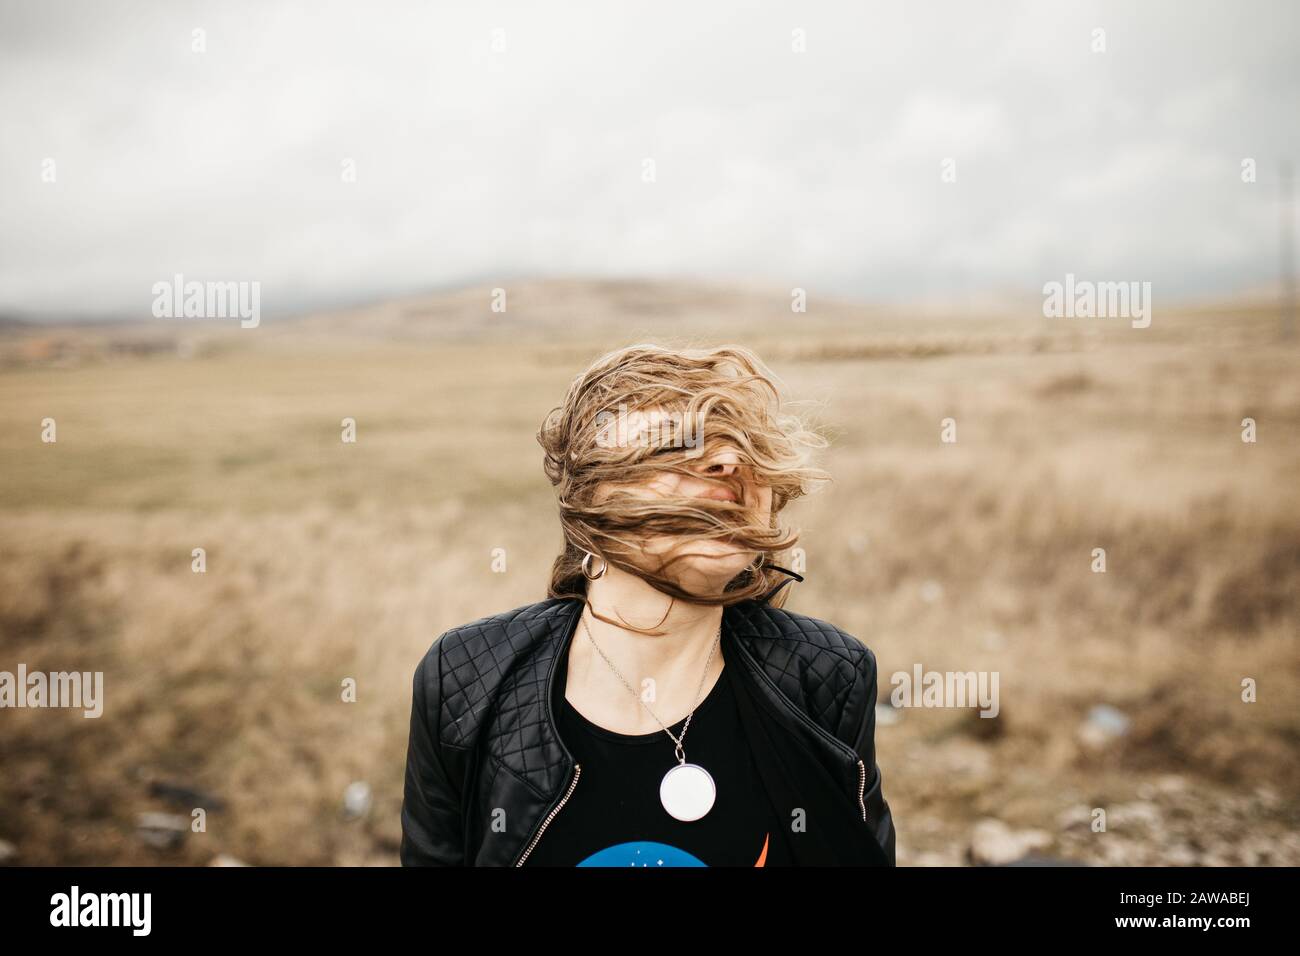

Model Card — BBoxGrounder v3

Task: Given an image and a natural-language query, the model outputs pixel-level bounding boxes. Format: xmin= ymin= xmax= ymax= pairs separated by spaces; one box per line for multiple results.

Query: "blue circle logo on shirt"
xmin=578 ymin=841 xmax=707 ymax=867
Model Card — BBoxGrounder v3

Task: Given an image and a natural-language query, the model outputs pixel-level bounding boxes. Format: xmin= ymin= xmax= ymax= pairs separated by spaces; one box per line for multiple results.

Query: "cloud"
xmin=0 ymin=0 xmax=1296 ymax=319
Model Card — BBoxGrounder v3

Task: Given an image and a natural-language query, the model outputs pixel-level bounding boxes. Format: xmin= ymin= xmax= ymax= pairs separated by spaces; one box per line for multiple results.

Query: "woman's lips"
xmin=698 ymin=486 xmax=739 ymax=503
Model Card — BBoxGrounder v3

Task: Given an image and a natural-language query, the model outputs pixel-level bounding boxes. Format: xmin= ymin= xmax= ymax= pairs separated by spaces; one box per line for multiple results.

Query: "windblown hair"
xmin=537 ymin=343 xmax=830 ymax=627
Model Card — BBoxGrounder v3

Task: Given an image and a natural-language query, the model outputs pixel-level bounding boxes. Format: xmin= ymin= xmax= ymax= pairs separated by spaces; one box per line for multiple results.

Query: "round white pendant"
xmin=659 ymin=762 xmax=716 ymax=821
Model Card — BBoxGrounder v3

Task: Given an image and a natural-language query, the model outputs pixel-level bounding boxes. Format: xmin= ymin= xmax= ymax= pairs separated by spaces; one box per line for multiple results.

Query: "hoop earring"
xmin=581 ymin=551 xmax=607 ymax=580
xmin=746 ymin=553 xmax=765 ymax=575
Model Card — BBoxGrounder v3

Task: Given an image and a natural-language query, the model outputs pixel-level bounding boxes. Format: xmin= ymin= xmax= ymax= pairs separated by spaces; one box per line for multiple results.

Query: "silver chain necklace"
xmin=579 ymin=611 xmax=722 ymax=821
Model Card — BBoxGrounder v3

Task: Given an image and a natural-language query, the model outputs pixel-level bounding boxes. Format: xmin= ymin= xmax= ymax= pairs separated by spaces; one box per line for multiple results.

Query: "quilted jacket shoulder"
xmin=724 ymin=599 xmax=879 ymax=756
xmin=420 ymin=597 xmax=573 ymax=752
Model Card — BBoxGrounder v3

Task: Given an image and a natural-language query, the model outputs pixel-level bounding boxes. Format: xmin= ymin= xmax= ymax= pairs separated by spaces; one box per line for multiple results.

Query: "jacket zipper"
xmin=856 ymin=758 xmax=868 ymax=824
xmin=514 ymin=762 xmax=581 ymax=866
xmin=514 ymin=602 xmax=585 ymax=867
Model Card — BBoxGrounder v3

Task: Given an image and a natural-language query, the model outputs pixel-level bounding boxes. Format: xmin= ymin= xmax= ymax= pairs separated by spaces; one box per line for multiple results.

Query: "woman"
xmin=400 ymin=343 xmax=895 ymax=866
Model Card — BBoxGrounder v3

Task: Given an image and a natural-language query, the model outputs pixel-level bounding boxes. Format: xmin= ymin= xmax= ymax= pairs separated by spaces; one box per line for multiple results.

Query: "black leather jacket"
xmin=400 ymin=595 xmax=897 ymax=866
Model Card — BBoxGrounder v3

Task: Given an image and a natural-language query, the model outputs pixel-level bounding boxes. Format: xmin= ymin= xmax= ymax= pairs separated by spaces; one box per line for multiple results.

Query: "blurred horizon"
xmin=0 ymin=272 xmax=1293 ymax=328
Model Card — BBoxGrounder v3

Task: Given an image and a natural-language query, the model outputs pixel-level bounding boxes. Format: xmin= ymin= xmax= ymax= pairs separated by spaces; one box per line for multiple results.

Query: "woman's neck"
xmin=567 ymin=564 xmax=725 ymax=731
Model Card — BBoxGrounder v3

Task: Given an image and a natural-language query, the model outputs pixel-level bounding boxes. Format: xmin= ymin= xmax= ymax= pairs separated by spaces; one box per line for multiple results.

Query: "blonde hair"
xmin=537 ymin=343 xmax=829 ymax=626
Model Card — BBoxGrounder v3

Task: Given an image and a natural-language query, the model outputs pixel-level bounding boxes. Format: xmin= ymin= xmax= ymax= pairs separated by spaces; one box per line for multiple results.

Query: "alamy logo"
xmin=50 ymin=886 xmax=151 ymax=936
xmin=1042 ymin=273 xmax=1151 ymax=328
xmin=0 ymin=665 xmax=103 ymax=718
xmin=151 ymin=273 xmax=261 ymax=328
xmin=890 ymin=665 xmax=1000 ymax=717
xmin=594 ymin=403 xmax=706 ymax=452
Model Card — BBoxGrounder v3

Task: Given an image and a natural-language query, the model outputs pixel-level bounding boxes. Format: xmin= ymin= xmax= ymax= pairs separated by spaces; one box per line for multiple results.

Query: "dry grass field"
xmin=1 ymin=279 xmax=1297 ymax=865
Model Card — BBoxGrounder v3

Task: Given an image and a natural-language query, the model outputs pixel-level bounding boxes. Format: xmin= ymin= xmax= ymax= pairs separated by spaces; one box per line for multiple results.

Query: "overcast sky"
xmin=1 ymin=0 xmax=1297 ymax=320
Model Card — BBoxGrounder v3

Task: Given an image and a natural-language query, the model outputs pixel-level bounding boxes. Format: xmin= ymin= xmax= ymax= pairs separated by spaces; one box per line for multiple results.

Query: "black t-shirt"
xmin=524 ymin=656 xmax=793 ymax=867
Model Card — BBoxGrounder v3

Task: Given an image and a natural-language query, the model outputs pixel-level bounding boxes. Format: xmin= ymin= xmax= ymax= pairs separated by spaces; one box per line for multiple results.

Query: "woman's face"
xmin=593 ymin=407 xmax=773 ymax=594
